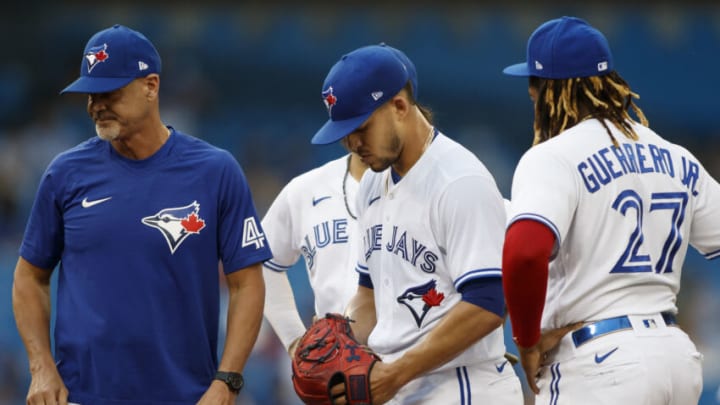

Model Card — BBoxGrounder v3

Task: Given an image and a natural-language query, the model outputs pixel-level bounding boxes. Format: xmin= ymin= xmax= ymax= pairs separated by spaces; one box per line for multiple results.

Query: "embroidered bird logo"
xmin=322 ymin=86 xmax=337 ymax=117
xmin=397 ymin=279 xmax=445 ymax=328
xmin=85 ymin=43 xmax=110 ymax=73
xmin=141 ymin=201 xmax=206 ymax=254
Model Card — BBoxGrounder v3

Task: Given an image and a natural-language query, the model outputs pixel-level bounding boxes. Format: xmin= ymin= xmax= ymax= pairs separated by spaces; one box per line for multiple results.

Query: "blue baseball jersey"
xmin=19 ymin=128 xmax=272 ymax=404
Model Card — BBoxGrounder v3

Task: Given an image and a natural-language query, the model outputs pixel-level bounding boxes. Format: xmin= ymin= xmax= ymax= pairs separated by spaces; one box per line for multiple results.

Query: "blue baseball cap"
xmin=386 ymin=45 xmax=419 ymax=100
xmin=503 ymin=16 xmax=613 ymax=79
xmin=61 ymin=24 xmax=161 ymax=94
xmin=311 ymin=43 xmax=418 ymax=145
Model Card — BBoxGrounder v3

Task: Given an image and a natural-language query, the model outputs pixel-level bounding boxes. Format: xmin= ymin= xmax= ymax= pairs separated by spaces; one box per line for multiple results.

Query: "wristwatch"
xmin=214 ymin=371 xmax=244 ymax=394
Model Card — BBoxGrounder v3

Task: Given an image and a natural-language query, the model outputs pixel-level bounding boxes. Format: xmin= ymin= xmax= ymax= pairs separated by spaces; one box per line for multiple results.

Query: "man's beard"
xmin=369 ymin=131 xmax=401 ymax=172
xmin=96 ymin=121 xmax=121 ymax=141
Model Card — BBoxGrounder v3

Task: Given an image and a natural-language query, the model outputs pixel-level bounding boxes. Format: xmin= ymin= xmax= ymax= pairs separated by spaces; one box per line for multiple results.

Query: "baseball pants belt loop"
xmin=571 ymin=312 xmax=677 ymax=347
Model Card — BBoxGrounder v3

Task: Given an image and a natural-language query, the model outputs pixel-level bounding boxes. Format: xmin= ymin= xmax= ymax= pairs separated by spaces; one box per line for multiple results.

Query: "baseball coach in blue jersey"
xmin=12 ymin=25 xmax=272 ymax=405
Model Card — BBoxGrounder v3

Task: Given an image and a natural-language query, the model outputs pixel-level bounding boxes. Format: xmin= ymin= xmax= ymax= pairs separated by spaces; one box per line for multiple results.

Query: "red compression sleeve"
xmin=502 ymin=219 xmax=556 ymax=348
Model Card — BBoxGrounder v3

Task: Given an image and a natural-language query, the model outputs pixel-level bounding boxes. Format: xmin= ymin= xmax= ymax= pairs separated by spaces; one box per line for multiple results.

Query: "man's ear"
xmin=389 ymin=93 xmax=411 ymax=120
xmin=144 ymin=74 xmax=160 ymax=99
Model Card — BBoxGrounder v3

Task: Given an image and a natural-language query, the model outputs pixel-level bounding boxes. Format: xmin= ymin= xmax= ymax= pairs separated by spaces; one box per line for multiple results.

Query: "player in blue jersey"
xmin=11 ymin=25 xmax=271 ymax=405
xmin=310 ymin=44 xmax=523 ymax=404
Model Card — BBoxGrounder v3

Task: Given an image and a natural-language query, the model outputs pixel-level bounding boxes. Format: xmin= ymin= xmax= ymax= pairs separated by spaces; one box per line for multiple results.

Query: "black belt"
xmin=571 ymin=312 xmax=677 ymax=347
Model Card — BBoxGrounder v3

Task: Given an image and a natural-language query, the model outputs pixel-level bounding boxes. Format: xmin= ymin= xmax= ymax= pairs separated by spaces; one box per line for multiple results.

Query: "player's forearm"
xmin=390 ymin=301 xmax=503 ymax=386
xmin=218 ymin=264 xmax=265 ymax=373
xmin=12 ymin=258 xmax=55 ymax=373
xmin=502 ymin=219 xmax=554 ymax=347
xmin=344 ymin=286 xmax=376 ymax=345
xmin=262 ymin=268 xmax=306 ymax=351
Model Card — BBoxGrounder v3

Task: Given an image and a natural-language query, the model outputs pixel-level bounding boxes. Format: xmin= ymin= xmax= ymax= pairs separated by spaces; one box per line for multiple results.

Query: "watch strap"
xmin=215 ymin=371 xmax=244 ymax=393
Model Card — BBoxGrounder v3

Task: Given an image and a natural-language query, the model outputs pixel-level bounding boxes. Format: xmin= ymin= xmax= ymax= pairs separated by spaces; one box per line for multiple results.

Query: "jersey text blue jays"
xmin=364 ymin=224 xmax=438 ymax=273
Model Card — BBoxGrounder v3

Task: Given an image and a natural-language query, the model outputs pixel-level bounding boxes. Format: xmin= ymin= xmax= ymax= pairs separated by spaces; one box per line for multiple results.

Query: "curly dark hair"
xmin=530 ymin=71 xmax=648 ymax=147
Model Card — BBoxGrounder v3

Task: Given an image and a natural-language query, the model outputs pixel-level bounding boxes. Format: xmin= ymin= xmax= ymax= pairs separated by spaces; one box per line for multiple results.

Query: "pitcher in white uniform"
xmin=261 ymin=46 xmax=420 ymax=357
xmin=502 ymin=16 xmax=720 ymax=404
xmin=310 ymin=43 xmax=522 ymax=405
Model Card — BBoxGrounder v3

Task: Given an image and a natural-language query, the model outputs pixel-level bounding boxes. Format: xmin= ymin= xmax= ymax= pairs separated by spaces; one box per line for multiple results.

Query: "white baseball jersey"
xmin=508 ymin=118 xmax=720 ymax=331
xmin=262 ymin=155 xmax=360 ymax=318
xmin=356 ymin=133 xmax=508 ymax=370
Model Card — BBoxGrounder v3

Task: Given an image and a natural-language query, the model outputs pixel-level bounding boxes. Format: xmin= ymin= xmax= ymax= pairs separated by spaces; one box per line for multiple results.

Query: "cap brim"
xmin=311 ymin=111 xmax=374 ymax=145
xmin=502 ymin=62 xmax=530 ymax=77
xmin=60 ymin=76 xmax=135 ymax=94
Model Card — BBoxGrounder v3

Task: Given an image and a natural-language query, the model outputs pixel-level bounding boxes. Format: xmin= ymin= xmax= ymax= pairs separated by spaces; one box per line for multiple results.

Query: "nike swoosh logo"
xmin=495 ymin=360 xmax=508 ymax=373
xmin=81 ymin=196 xmax=112 ymax=208
xmin=368 ymin=196 xmax=381 ymax=206
xmin=312 ymin=196 xmax=331 ymax=206
xmin=594 ymin=347 xmax=619 ymax=364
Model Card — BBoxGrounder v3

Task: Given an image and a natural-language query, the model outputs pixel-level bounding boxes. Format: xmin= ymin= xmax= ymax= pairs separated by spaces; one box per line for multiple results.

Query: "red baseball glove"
xmin=291 ymin=313 xmax=381 ymax=405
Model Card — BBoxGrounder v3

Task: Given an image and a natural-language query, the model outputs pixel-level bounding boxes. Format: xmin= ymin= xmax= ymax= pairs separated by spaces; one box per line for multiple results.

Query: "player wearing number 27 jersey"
xmin=502 ymin=16 xmax=720 ymax=404
xmin=511 ymin=113 xmax=719 ymax=327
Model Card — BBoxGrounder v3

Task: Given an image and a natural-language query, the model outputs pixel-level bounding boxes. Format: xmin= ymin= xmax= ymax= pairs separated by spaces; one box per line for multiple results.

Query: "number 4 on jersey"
xmin=242 ymin=217 xmax=266 ymax=249
xmin=611 ymin=189 xmax=688 ymax=274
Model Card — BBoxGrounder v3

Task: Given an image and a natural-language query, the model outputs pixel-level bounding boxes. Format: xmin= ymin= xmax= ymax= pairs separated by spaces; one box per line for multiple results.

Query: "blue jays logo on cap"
xmin=311 ymin=44 xmax=417 ymax=145
xmin=60 ymin=24 xmax=161 ymax=95
xmin=322 ymin=86 xmax=337 ymax=117
xmin=85 ymin=44 xmax=110 ymax=73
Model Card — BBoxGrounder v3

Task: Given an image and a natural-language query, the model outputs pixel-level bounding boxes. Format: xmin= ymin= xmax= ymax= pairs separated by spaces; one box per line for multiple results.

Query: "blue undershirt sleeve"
xmin=458 ymin=277 xmax=504 ymax=318
xmin=358 ymin=272 xmax=374 ymax=289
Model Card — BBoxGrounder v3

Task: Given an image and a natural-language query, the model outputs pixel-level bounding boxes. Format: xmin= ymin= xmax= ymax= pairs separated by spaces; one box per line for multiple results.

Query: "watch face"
xmin=228 ymin=373 xmax=243 ymax=390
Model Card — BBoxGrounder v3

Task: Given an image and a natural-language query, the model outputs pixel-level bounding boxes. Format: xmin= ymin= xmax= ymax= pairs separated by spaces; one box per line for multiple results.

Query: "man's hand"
xmin=26 ymin=364 xmax=69 ymax=405
xmin=196 ymin=380 xmax=237 ymax=405
xmin=292 ymin=314 xmax=380 ymax=404
xmin=329 ymin=361 xmax=403 ymax=405
xmin=516 ymin=344 xmax=544 ymax=395
xmin=517 ymin=322 xmax=583 ymax=394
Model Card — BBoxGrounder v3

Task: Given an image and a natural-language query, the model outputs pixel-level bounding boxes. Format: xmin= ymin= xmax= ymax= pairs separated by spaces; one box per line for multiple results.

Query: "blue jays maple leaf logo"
xmin=397 ymin=279 xmax=445 ymax=328
xmin=85 ymin=43 xmax=110 ymax=73
xmin=322 ymin=86 xmax=337 ymax=117
xmin=141 ymin=201 xmax=206 ymax=254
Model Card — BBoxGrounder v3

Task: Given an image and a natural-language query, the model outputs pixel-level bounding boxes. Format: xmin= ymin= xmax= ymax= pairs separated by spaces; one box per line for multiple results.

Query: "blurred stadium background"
xmin=1 ymin=2 xmax=719 ymax=404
